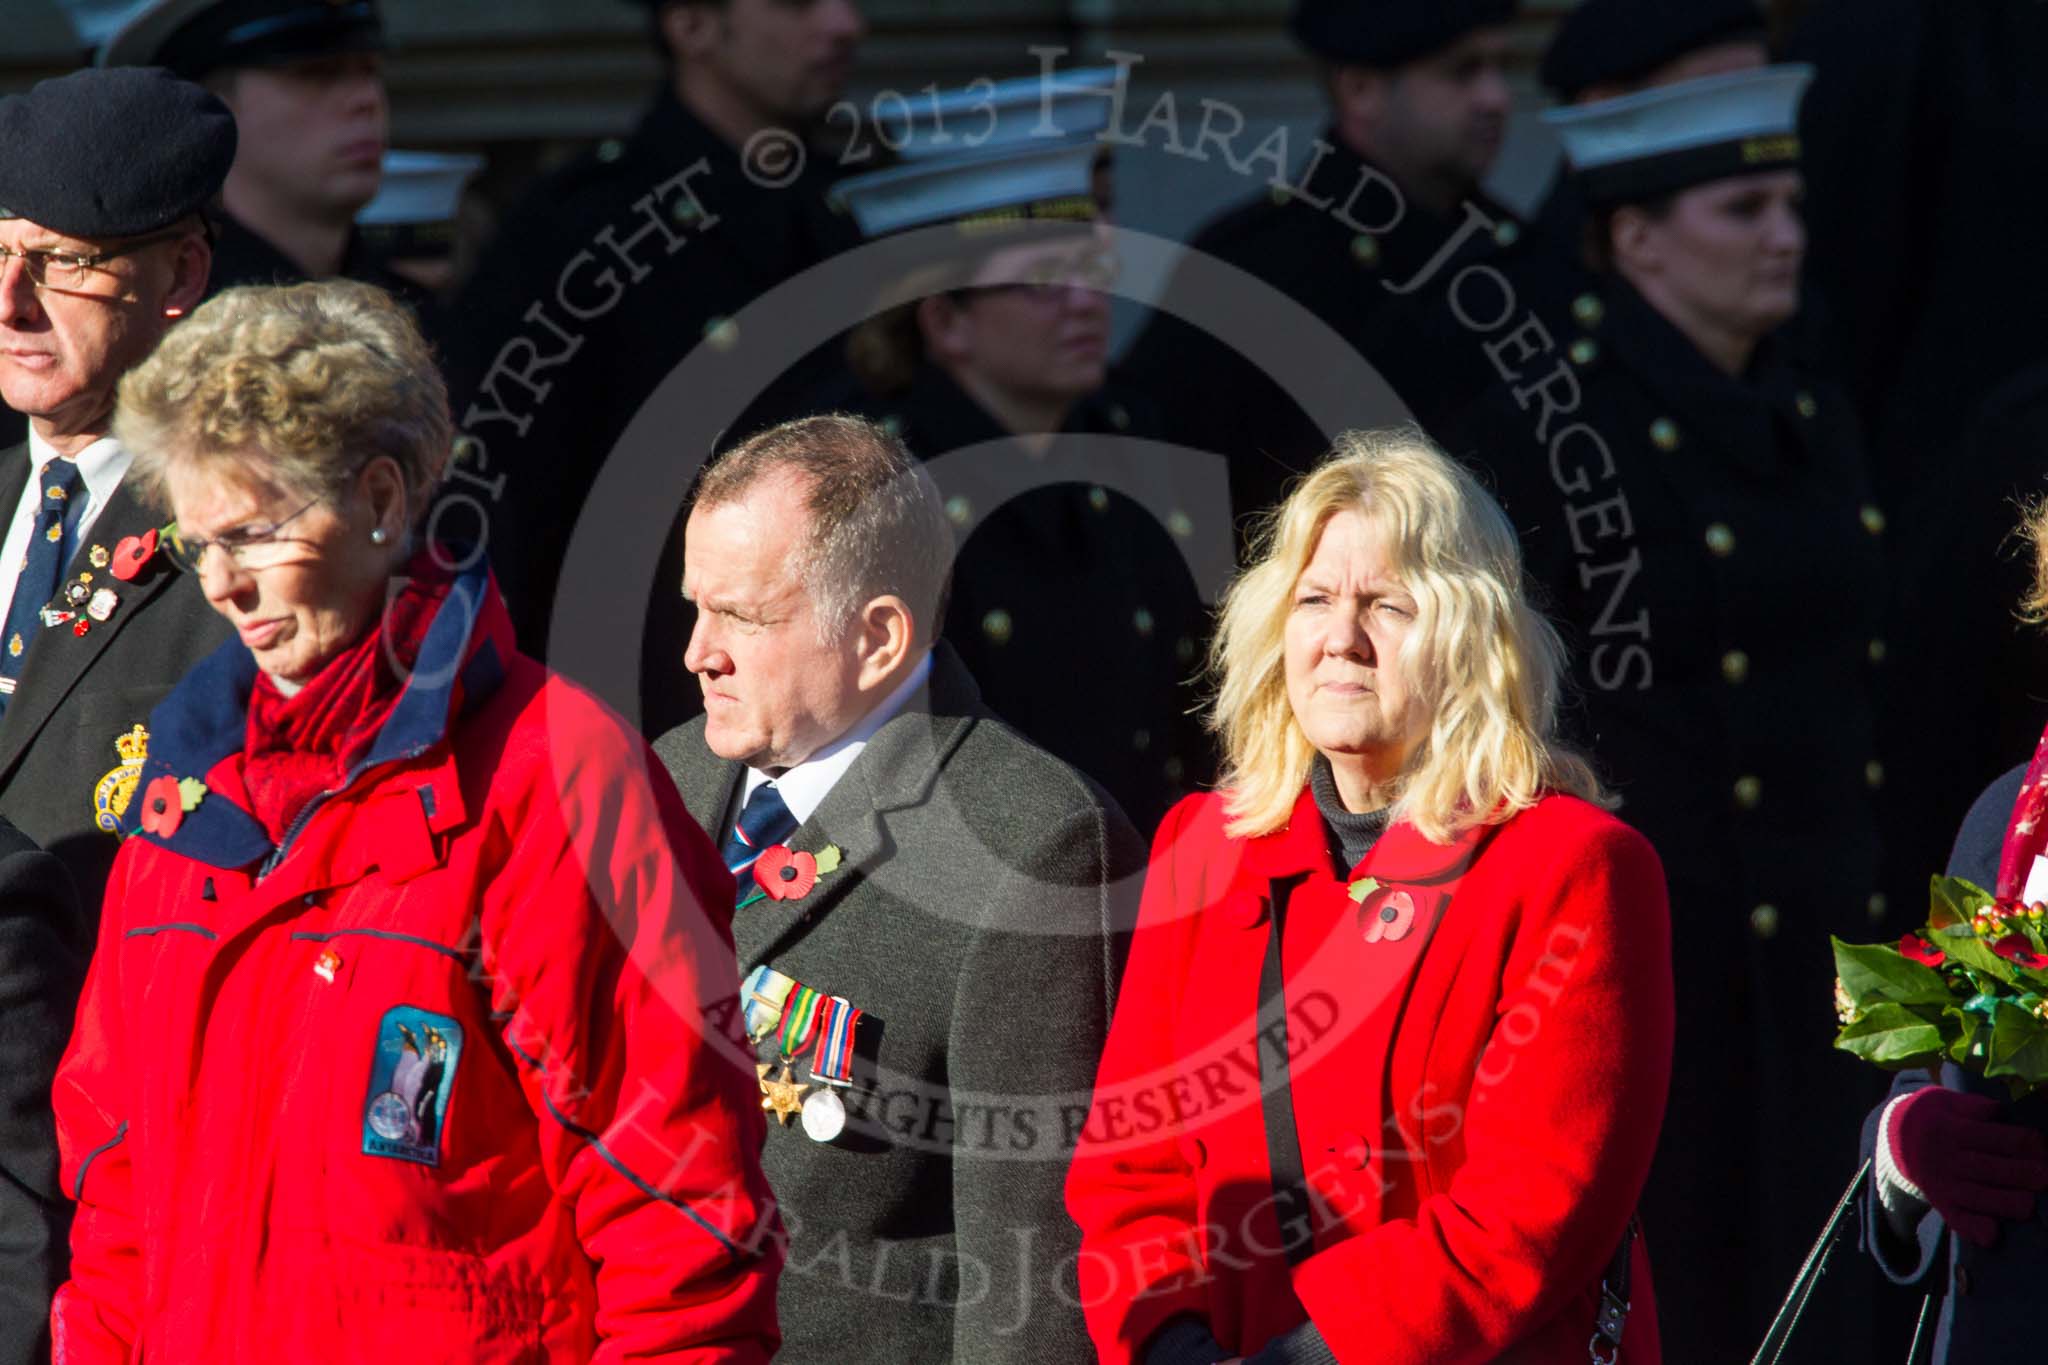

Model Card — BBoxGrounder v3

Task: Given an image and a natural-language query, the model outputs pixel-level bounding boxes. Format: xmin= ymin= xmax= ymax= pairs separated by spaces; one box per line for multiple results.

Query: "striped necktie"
xmin=0 ymin=459 xmax=86 ymax=713
xmin=723 ymin=781 xmax=798 ymax=889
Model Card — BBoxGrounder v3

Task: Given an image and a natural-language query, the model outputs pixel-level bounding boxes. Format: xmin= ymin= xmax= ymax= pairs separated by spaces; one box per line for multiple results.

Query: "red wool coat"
xmin=50 ymin=565 xmax=781 ymax=1362
xmin=1066 ymin=787 xmax=1674 ymax=1363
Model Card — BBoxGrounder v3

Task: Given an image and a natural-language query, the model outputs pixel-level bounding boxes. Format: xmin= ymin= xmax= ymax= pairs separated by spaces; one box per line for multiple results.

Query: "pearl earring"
xmin=370 ymin=527 xmax=388 ymax=545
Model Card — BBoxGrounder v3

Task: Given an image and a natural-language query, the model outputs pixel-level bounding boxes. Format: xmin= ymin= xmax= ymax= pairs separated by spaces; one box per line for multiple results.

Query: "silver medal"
xmin=800 ymin=1087 xmax=846 ymax=1143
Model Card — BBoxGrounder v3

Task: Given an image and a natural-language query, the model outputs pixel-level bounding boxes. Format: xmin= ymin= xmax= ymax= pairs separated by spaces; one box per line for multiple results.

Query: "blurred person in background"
xmin=1120 ymin=0 xmax=1522 ymax=526
xmin=1067 ymin=431 xmax=1671 ymax=1365
xmin=98 ymin=0 xmax=426 ymax=312
xmin=828 ymin=76 xmax=1213 ymax=834
xmin=52 ymin=280 xmax=781 ymax=1360
xmin=445 ymin=0 xmax=867 ymax=737
xmin=1459 ymin=65 xmax=1888 ymax=1360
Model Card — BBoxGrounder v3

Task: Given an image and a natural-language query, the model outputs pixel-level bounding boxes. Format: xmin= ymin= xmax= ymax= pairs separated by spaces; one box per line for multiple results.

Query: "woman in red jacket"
xmin=1066 ymin=431 xmax=1674 ymax=1363
xmin=50 ymin=281 xmax=781 ymax=1360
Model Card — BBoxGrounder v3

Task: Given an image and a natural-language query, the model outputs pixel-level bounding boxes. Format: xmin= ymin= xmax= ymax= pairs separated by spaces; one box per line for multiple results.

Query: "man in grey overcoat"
xmin=655 ymin=413 xmax=1144 ymax=1362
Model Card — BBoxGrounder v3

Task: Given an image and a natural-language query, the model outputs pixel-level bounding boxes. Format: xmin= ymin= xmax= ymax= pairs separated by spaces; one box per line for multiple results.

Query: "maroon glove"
xmin=1886 ymin=1088 xmax=2048 ymax=1247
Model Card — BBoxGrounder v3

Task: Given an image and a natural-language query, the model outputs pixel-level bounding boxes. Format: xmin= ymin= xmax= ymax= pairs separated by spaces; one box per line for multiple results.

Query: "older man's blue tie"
xmin=723 ymin=781 xmax=798 ymax=891
xmin=0 ymin=459 xmax=86 ymax=715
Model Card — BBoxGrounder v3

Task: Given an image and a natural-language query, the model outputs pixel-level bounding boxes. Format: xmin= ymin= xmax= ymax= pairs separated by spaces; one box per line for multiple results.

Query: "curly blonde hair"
xmin=1210 ymin=428 xmax=1603 ymax=842
xmin=114 ymin=280 xmax=451 ymax=521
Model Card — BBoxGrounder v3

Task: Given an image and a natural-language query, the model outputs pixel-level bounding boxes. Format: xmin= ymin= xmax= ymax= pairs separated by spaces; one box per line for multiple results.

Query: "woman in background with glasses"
xmin=49 ymin=279 xmax=783 ymax=1361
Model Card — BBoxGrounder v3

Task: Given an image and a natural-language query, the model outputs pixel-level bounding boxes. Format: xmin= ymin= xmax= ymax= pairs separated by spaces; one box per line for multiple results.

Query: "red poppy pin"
xmin=139 ymin=775 xmax=183 ymax=837
xmin=110 ymin=529 xmax=159 ymax=582
xmin=1898 ymin=933 xmax=1946 ymax=968
xmin=1991 ymin=933 xmax=2048 ymax=972
xmin=738 ymin=844 xmax=844 ymax=910
xmin=1359 ymin=885 xmax=1418 ymax=944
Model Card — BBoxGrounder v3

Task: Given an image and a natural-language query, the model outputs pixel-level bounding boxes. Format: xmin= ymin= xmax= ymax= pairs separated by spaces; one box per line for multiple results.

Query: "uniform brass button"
xmin=1868 ymin=638 xmax=1887 ymax=664
xmin=1568 ymin=338 xmax=1599 ymax=367
xmin=1650 ymin=418 xmax=1681 ymax=452
xmin=1164 ymin=757 xmax=1187 ymax=782
xmin=1704 ymin=523 xmax=1736 ymax=557
xmin=1167 ymin=509 xmax=1194 ymax=538
xmin=1796 ymin=391 xmax=1819 ymax=420
xmin=702 ymin=316 xmax=739 ymax=351
xmin=1733 ymin=775 xmax=1762 ymax=810
xmin=1133 ymin=608 xmax=1156 ymax=636
xmin=1721 ymin=650 xmax=1750 ymax=685
xmin=981 ymin=609 xmax=1013 ymax=645
xmin=1866 ymin=760 xmax=1885 ymax=789
xmin=944 ymin=495 xmax=972 ymax=526
xmin=671 ymin=196 xmax=702 ymax=226
xmin=1493 ymin=221 xmax=1520 ymax=249
xmin=1860 ymin=504 xmax=1887 ymax=535
xmin=1087 ymin=485 xmax=1110 ymax=513
xmin=1573 ymin=293 xmax=1604 ymax=329
xmin=1750 ymin=904 xmax=1780 ymax=939
xmin=596 ymin=138 xmax=624 ymax=163
xmin=1868 ymin=893 xmax=1888 ymax=922
xmin=1132 ymin=729 xmax=1152 ymax=752
xmin=1351 ymin=234 xmax=1381 ymax=267
xmin=1108 ymin=404 xmax=1131 ymax=432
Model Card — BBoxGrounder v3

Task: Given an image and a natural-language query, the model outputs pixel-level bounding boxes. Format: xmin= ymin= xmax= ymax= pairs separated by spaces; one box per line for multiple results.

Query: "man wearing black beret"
xmin=0 ymin=67 xmax=235 ymax=913
xmin=98 ymin=0 xmax=425 ymax=315
xmin=1119 ymin=0 xmax=1524 ymax=526
xmin=0 ymin=65 xmax=235 ymax=1360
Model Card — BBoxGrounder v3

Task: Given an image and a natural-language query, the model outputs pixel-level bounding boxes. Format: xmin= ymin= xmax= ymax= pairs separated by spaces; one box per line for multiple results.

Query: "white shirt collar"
xmin=741 ymin=650 xmax=934 ymax=825
xmin=25 ymin=428 xmax=133 ymax=521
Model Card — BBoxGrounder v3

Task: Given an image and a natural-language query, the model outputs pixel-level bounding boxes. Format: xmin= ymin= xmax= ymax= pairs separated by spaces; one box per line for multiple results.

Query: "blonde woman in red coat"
xmin=1066 ymin=431 xmax=1674 ymax=1364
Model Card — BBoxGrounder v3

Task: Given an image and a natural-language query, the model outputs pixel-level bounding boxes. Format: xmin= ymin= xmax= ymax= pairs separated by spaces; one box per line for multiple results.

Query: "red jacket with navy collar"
xmin=1066 ymin=786 xmax=1673 ymax=1363
xmin=50 ymin=559 xmax=781 ymax=1362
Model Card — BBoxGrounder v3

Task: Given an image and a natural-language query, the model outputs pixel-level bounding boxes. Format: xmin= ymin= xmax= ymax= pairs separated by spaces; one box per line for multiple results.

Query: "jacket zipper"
xmin=258 ymin=740 xmax=436 ymax=879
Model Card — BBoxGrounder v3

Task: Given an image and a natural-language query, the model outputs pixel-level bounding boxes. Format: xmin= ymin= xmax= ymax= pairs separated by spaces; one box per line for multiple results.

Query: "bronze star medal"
xmin=757 ymin=1062 xmax=809 ymax=1124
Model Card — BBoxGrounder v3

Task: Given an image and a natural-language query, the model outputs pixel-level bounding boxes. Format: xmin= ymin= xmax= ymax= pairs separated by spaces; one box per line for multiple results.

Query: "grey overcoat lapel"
xmin=731 ymin=654 xmax=982 ymax=969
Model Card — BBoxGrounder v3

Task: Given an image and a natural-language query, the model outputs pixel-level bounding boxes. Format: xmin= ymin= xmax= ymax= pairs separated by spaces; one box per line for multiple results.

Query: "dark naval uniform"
xmin=444 ymin=90 xmax=858 ymax=734
xmin=202 ymin=213 xmax=437 ymax=327
xmin=1792 ymin=0 xmax=2048 ymax=506
xmin=850 ymin=365 xmax=1211 ymax=836
xmin=1461 ymin=277 xmax=1890 ymax=1362
xmin=1118 ymin=135 xmax=1526 ymax=532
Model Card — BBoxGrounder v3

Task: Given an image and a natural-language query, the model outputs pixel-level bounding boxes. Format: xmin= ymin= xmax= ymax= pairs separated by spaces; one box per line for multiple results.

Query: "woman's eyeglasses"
xmin=165 ymin=497 xmax=324 ymax=574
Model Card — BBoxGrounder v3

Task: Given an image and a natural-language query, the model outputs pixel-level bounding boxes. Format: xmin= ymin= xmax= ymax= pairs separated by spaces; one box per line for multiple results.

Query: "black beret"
xmin=0 ymin=68 xmax=237 ymax=240
xmin=100 ymin=0 xmax=385 ymax=82
xmin=1542 ymin=0 xmax=1767 ymax=101
xmin=1291 ymin=0 xmax=1519 ymax=69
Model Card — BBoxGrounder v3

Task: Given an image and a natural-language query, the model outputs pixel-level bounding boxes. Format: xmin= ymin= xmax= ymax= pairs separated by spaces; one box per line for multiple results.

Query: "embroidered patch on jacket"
xmin=361 ymin=1006 xmax=463 ymax=1166
xmin=92 ymin=723 xmax=148 ymax=835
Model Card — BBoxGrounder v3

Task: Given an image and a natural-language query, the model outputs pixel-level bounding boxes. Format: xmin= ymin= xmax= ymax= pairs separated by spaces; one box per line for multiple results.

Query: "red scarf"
xmin=240 ymin=552 xmax=454 ymax=845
